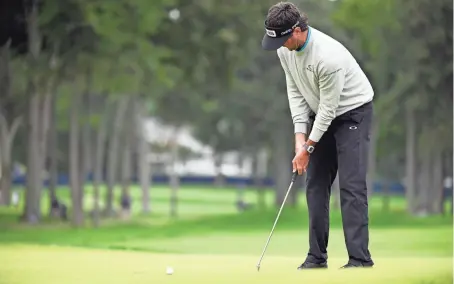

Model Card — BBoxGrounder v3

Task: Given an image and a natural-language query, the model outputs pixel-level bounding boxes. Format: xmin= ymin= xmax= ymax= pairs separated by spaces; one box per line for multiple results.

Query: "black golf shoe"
xmin=340 ymin=262 xmax=373 ymax=269
xmin=297 ymin=261 xmax=328 ymax=270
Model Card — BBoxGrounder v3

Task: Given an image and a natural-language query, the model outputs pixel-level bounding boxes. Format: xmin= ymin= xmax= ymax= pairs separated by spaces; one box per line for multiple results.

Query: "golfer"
xmin=262 ymin=2 xmax=375 ymax=269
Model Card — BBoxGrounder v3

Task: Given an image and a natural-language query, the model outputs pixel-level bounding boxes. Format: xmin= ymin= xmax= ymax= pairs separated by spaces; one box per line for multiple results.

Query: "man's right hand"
xmin=294 ymin=133 xmax=308 ymax=175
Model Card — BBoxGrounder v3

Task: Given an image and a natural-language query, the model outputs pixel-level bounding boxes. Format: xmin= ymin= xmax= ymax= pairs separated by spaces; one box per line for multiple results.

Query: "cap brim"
xmin=261 ymin=33 xmax=291 ymax=50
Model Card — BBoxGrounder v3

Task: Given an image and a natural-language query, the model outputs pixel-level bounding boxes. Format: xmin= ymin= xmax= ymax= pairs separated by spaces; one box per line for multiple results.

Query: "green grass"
xmin=0 ymin=185 xmax=452 ymax=283
xmin=0 ymin=245 xmax=451 ymax=284
xmin=5 ymin=184 xmax=416 ymax=218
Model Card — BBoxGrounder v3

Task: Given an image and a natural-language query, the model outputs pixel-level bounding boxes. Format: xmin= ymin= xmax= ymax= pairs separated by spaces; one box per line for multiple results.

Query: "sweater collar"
xmin=296 ymin=26 xmax=312 ymax=52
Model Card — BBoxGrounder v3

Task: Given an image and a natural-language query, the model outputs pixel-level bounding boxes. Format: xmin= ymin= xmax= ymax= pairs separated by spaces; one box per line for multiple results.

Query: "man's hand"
xmin=294 ymin=133 xmax=309 ymax=175
xmin=293 ymin=147 xmax=310 ymax=175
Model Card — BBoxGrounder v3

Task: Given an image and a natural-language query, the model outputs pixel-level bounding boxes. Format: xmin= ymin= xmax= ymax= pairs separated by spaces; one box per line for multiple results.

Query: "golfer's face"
xmin=283 ymin=32 xmax=298 ymax=51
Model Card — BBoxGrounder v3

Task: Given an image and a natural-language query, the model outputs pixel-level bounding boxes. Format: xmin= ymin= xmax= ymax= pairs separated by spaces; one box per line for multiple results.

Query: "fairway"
xmin=0 ymin=245 xmax=451 ymax=284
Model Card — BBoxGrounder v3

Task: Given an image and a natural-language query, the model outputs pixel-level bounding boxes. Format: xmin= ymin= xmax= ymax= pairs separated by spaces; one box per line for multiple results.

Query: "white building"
xmin=143 ymin=117 xmax=253 ymax=177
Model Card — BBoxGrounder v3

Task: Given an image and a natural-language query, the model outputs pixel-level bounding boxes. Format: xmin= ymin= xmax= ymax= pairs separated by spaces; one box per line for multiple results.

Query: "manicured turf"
xmin=0 ymin=244 xmax=451 ymax=284
xmin=0 ymin=185 xmax=452 ymax=283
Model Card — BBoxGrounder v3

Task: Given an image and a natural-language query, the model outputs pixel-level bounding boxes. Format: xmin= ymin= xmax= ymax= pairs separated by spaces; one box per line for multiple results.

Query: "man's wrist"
xmin=295 ymin=132 xmax=307 ymax=142
xmin=295 ymin=132 xmax=307 ymax=151
xmin=298 ymin=139 xmax=316 ymax=154
xmin=306 ymin=139 xmax=316 ymax=147
xmin=302 ymin=142 xmax=315 ymax=154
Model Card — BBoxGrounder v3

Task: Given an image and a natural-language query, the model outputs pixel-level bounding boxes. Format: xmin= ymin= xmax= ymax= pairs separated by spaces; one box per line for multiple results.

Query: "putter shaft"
xmin=256 ymin=172 xmax=297 ymax=271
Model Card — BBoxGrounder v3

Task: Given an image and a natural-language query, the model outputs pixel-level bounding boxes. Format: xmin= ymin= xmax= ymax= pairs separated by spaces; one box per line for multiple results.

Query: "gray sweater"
xmin=277 ymin=26 xmax=374 ymax=142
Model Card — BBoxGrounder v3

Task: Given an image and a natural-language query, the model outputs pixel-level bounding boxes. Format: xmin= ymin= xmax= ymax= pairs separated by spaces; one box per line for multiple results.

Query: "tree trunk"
xmin=272 ymin=123 xmax=292 ymax=207
xmin=24 ymin=95 xmax=42 ymax=223
xmin=367 ymin=118 xmax=378 ymax=198
xmin=93 ymin=103 xmax=109 ymax=227
xmin=0 ymin=39 xmax=20 ymax=207
xmin=253 ymin=149 xmax=265 ymax=209
xmin=120 ymin=141 xmax=131 ymax=197
xmin=105 ymin=98 xmax=128 ymax=217
xmin=48 ymin=94 xmax=58 ymax=209
xmin=136 ymin=100 xmax=151 ymax=214
xmin=416 ymin=152 xmax=432 ymax=216
xmin=405 ymin=107 xmax=417 ymax=214
xmin=430 ymin=148 xmax=443 ymax=214
xmin=213 ymin=153 xmax=224 ymax=187
xmin=23 ymin=0 xmax=42 ymax=224
xmin=69 ymin=93 xmax=83 ymax=227
xmin=256 ymin=148 xmax=268 ymax=209
xmin=169 ymin=128 xmax=179 ymax=218
xmin=382 ymin=181 xmax=390 ymax=212
xmin=120 ymin=103 xmax=133 ymax=210
xmin=441 ymin=151 xmax=453 ymax=215
xmin=0 ymin=115 xmax=21 ymax=206
xmin=79 ymin=92 xmax=91 ymax=197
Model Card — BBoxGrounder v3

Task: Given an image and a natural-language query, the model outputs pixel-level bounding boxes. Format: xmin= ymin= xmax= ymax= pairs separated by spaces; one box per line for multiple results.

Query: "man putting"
xmin=262 ymin=2 xmax=375 ymax=269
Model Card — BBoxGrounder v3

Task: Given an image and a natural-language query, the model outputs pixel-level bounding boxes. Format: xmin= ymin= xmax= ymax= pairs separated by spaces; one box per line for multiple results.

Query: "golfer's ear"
xmin=294 ymin=27 xmax=301 ymax=34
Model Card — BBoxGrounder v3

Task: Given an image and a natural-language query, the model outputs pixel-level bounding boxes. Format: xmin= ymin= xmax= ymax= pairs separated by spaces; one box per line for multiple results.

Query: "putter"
xmin=256 ymin=171 xmax=298 ymax=271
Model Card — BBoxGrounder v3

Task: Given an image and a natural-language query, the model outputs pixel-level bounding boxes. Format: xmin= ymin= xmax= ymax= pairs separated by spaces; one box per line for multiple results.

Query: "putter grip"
xmin=291 ymin=171 xmax=298 ymax=182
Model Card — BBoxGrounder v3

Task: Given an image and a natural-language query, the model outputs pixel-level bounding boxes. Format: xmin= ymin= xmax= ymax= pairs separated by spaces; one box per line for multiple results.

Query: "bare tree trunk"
xmin=255 ymin=148 xmax=268 ymax=210
xmin=0 ymin=39 xmax=22 ymax=206
xmin=93 ymin=102 xmax=109 ymax=227
xmin=0 ymin=115 xmax=21 ymax=206
xmin=417 ymin=152 xmax=432 ymax=216
xmin=22 ymin=1 xmax=55 ymax=223
xmin=23 ymin=0 xmax=42 ymax=223
xmin=105 ymin=98 xmax=128 ymax=217
xmin=39 ymin=92 xmax=52 ymax=171
xmin=382 ymin=180 xmax=390 ymax=212
xmin=120 ymin=102 xmax=133 ymax=217
xmin=169 ymin=128 xmax=180 ymax=218
xmin=405 ymin=107 xmax=417 ymax=214
xmin=24 ymin=95 xmax=41 ymax=223
xmin=136 ymin=100 xmax=151 ymax=214
xmin=273 ymin=123 xmax=292 ymax=207
xmin=252 ymin=149 xmax=264 ymax=209
xmin=79 ymin=94 xmax=91 ymax=195
xmin=120 ymin=140 xmax=131 ymax=197
xmin=213 ymin=153 xmax=224 ymax=187
xmin=69 ymin=93 xmax=83 ymax=227
xmin=47 ymin=94 xmax=58 ymax=209
xmin=367 ymin=119 xmax=378 ymax=199
xmin=430 ymin=149 xmax=443 ymax=214
xmin=444 ymin=151 xmax=454 ymax=215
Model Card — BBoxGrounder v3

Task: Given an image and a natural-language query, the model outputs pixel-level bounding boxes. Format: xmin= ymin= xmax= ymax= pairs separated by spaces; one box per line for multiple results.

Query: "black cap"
xmin=261 ymin=21 xmax=299 ymax=50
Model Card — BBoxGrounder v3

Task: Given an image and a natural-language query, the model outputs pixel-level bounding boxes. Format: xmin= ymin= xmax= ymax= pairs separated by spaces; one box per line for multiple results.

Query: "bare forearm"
xmin=295 ymin=133 xmax=307 ymax=150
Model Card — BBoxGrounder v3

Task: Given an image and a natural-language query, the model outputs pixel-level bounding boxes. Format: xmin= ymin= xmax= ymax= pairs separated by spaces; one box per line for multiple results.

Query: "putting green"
xmin=0 ymin=245 xmax=451 ymax=284
xmin=113 ymin=228 xmax=452 ymax=257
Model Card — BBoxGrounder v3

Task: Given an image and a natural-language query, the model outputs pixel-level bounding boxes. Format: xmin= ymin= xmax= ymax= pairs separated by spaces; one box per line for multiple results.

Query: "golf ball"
xmin=166 ymin=266 xmax=174 ymax=275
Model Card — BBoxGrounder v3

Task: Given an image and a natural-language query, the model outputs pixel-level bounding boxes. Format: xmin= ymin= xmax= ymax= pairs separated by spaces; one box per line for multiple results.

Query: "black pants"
xmin=304 ymin=101 xmax=374 ymax=266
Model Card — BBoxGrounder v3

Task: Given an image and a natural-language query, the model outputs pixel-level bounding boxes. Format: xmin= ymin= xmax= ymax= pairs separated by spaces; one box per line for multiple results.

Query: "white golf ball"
xmin=166 ymin=266 xmax=174 ymax=275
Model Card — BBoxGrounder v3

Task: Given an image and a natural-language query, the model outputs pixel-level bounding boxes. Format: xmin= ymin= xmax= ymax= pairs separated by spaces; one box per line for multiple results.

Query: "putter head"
xmin=256 ymin=265 xmax=260 ymax=271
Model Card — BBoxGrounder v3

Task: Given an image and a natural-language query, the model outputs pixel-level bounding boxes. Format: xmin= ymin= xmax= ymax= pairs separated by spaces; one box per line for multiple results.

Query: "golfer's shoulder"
xmin=312 ymin=29 xmax=350 ymax=74
xmin=277 ymin=47 xmax=290 ymax=59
